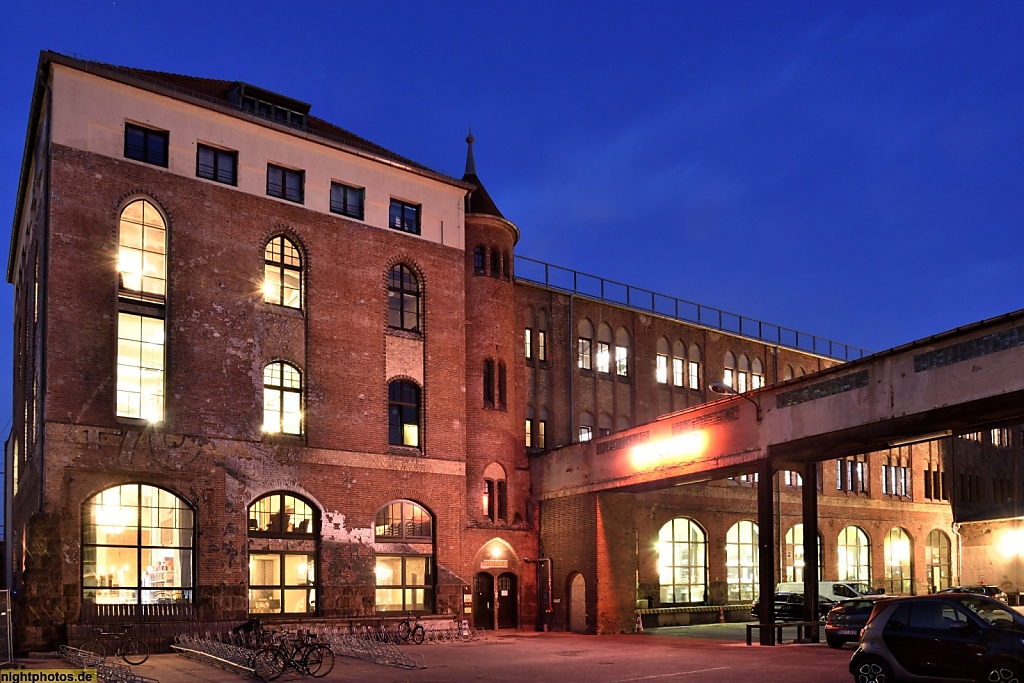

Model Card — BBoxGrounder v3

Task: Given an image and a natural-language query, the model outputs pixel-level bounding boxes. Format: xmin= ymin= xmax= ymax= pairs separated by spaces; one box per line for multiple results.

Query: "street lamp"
xmin=708 ymin=381 xmax=762 ymax=423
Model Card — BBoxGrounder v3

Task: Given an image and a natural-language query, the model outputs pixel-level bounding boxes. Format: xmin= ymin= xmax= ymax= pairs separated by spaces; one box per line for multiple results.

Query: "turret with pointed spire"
xmin=463 ymin=127 xmax=509 ymax=222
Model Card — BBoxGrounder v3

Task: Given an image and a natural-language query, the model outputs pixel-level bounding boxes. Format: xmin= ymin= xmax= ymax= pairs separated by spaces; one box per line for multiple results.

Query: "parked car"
xmin=849 ymin=593 xmax=1024 ymax=683
xmin=936 ymin=585 xmax=1008 ymax=604
xmin=751 ymin=592 xmax=835 ymax=621
xmin=824 ymin=596 xmax=885 ymax=648
xmin=778 ymin=581 xmax=882 ymax=602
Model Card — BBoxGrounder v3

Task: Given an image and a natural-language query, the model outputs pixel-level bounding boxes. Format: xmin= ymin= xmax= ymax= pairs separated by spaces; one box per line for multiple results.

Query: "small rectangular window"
xmin=656 ymin=354 xmax=668 ymax=384
xmin=525 ymin=420 xmax=533 ymax=448
xmin=596 ymin=342 xmax=610 ymax=373
xmin=615 ymin=346 xmax=628 ymax=376
xmin=537 ymin=331 xmax=547 ymax=361
xmin=537 ymin=420 xmax=546 ymax=449
xmin=688 ymin=361 xmax=699 ymax=390
xmin=578 ymin=339 xmax=592 ymax=370
xmin=525 ymin=329 xmax=533 ymax=360
xmin=389 ymin=199 xmax=421 ymax=235
xmin=579 ymin=426 xmax=592 ymax=442
xmin=124 ymin=123 xmax=168 ymax=167
xmin=267 ymin=164 xmax=304 ymax=203
xmin=672 ymin=358 xmax=683 ymax=387
xmin=197 ymin=144 xmax=238 ymax=185
xmin=330 ymin=182 xmax=364 ymax=219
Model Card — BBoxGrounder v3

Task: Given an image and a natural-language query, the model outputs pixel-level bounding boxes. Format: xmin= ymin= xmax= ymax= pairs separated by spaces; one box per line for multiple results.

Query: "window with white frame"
xmin=726 ymin=521 xmax=758 ymax=602
xmin=116 ymin=312 xmax=165 ymax=422
xmin=657 ymin=518 xmax=707 ymax=604
xmin=614 ymin=328 xmax=630 ymax=376
xmin=596 ymin=324 xmax=612 ymax=373
xmin=723 ymin=352 xmax=736 ymax=388
xmin=264 ymin=236 xmax=303 ymax=309
xmin=751 ymin=358 xmax=764 ymax=389
xmin=578 ymin=319 xmax=594 ymax=370
xmin=263 ymin=361 xmax=303 ymax=435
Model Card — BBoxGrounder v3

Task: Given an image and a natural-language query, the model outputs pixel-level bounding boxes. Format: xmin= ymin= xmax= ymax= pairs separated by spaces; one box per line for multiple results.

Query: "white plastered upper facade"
xmin=48 ymin=64 xmax=467 ymax=250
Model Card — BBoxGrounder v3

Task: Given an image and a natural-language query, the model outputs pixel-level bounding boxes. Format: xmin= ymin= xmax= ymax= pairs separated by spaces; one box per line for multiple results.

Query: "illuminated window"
xmin=726 ymin=521 xmax=758 ymax=602
xmin=657 ymin=518 xmax=706 ymax=604
xmin=656 ymin=354 xmax=668 ymax=384
xmin=374 ymin=501 xmax=433 ymax=613
xmin=991 ymin=428 xmax=1011 ymax=448
xmin=736 ymin=354 xmax=749 ymax=392
xmin=614 ymin=328 xmax=630 ymax=377
xmin=388 ymin=380 xmax=420 ymax=448
xmin=723 ymin=352 xmax=735 ymax=388
xmin=248 ymin=492 xmax=317 ymax=615
xmin=525 ymin=329 xmax=533 ymax=360
xmin=330 ymin=181 xmax=364 ymax=220
xmin=537 ymin=411 xmax=547 ymax=449
xmin=388 ymin=265 xmax=420 ymax=332
xmin=82 ymin=484 xmax=194 ymax=606
xmin=751 ymin=358 xmax=764 ymax=390
xmin=784 ymin=470 xmax=803 ymax=487
xmin=578 ymin=319 xmax=594 ymax=370
xmin=882 ymin=458 xmax=910 ymax=497
xmin=925 ymin=530 xmax=951 ymax=592
xmin=837 ymin=455 xmax=868 ymax=492
xmin=389 ymin=199 xmax=420 ymax=235
xmin=783 ymin=524 xmax=823 ymax=582
xmin=263 ymin=236 xmax=303 ymax=309
xmin=263 ymin=362 xmax=302 ymax=435
xmin=482 ymin=464 xmax=507 ymax=523
xmin=579 ymin=426 xmax=592 ymax=442
xmin=118 ymin=199 xmax=166 ymax=302
xmin=838 ymin=526 xmax=870 ymax=582
xmin=596 ymin=344 xmax=610 ymax=373
xmin=267 ymin=164 xmax=304 ymax=203
xmin=196 ymin=144 xmax=237 ymax=185
xmin=688 ymin=344 xmax=701 ymax=390
xmin=116 ymin=312 xmax=164 ymax=422
xmin=883 ymin=527 xmax=913 ymax=594
xmin=124 ymin=123 xmax=168 ymax=167
xmin=537 ymin=330 xmax=547 ymax=362
xmin=525 ymin=417 xmax=532 ymax=448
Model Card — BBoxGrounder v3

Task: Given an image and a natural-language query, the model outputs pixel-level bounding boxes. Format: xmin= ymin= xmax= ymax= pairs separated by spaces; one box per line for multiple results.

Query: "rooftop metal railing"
xmin=514 ymin=255 xmax=869 ymax=361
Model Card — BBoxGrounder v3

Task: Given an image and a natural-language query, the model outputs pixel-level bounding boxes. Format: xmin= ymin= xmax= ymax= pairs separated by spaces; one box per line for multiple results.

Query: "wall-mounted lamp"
xmin=708 ymin=381 xmax=762 ymax=423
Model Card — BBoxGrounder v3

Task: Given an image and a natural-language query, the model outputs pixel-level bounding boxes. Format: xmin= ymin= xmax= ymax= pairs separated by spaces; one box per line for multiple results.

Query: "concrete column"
xmin=802 ymin=461 xmax=820 ymax=637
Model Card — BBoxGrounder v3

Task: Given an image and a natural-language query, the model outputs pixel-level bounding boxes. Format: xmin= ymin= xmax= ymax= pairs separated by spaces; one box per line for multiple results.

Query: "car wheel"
xmin=826 ymin=634 xmax=844 ymax=649
xmin=979 ymin=661 xmax=1022 ymax=683
xmin=853 ymin=656 xmax=893 ymax=683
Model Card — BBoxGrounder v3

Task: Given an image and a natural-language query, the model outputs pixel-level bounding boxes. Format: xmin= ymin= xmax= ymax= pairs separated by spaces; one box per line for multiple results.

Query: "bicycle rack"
xmin=59 ymin=645 xmax=160 ymax=683
xmin=314 ymin=625 xmax=425 ymax=669
xmin=169 ymin=632 xmax=258 ymax=678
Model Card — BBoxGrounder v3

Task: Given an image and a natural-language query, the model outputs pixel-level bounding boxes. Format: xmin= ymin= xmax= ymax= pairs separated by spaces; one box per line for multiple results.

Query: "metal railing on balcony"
xmin=513 ymin=255 xmax=869 ymax=362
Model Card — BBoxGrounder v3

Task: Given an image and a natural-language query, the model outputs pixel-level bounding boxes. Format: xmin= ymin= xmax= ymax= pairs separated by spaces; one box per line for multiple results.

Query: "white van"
xmin=776 ymin=581 xmax=880 ymax=602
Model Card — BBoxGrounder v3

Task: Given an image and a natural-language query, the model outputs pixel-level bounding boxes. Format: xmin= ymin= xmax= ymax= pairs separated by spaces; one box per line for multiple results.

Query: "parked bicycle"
xmin=249 ymin=629 xmax=334 ymax=681
xmin=396 ymin=612 xmax=425 ymax=645
xmin=80 ymin=624 xmax=150 ymax=665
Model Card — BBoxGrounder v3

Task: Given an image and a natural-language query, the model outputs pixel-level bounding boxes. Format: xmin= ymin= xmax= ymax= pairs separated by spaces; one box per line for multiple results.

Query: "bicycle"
xmin=250 ymin=629 xmax=334 ymax=681
xmin=396 ymin=612 xmax=425 ymax=645
xmin=80 ymin=624 xmax=150 ymax=665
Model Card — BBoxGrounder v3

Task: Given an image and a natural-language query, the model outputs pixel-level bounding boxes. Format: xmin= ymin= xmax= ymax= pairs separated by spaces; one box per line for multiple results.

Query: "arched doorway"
xmin=568 ymin=573 xmax=586 ymax=632
xmin=497 ymin=573 xmax=518 ymax=628
xmin=473 ymin=573 xmax=494 ymax=630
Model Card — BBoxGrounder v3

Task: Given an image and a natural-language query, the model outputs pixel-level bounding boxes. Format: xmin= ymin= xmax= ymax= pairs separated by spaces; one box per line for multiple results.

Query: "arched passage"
xmin=568 ymin=572 xmax=587 ymax=632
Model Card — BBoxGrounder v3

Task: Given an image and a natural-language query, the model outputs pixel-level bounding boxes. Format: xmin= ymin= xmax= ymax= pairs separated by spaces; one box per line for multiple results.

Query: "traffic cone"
xmin=635 ymin=614 xmax=644 ymax=633
xmin=718 ymin=606 xmax=725 ymax=623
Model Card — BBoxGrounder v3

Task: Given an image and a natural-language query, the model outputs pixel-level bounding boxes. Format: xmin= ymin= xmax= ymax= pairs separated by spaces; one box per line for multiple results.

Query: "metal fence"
xmin=514 ymin=255 xmax=869 ymax=362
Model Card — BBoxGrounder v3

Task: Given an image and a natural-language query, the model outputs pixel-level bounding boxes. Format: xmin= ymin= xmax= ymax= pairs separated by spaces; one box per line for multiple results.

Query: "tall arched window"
xmin=783 ymin=524 xmax=823 ymax=582
xmin=118 ymin=199 xmax=166 ymax=302
xmin=723 ymin=352 xmax=736 ymax=388
xmin=736 ymin=354 xmax=750 ymax=392
xmin=884 ymin=527 xmax=913 ymax=594
xmin=925 ymin=530 xmax=951 ymax=592
xmin=473 ymin=246 xmax=485 ymax=275
xmin=388 ymin=265 xmax=420 ymax=332
xmin=577 ymin=319 xmax=594 ymax=370
xmin=596 ymin=324 xmax=613 ymax=373
xmin=671 ymin=340 xmax=685 ymax=387
xmin=579 ymin=412 xmax=594 ymax=443
xmin=726 ymin=521 xmax=758 ymax=602
xmin=248 ymin=492 xmax=317 ymax=614
xmin=82 ymin=484 xmax=194 ymax=605
xmin=490 ymin=248 xmax=501 ymax=277
xmin=688 ymin=344 xmax=701 ymax=390
xmin=614 ymin=328 xmax=630 ymax=377
xmin=657 ymin=518 xmax=707 ymax=604
xmin=751 ymin=358 xmax=764 ymax=389
xmin=482 ymin=463 xmax=507 ymax=523
xmin=263 ymin=236 xmax=302 ymax=309
xmin=388 ymin=380 xmax=420 ymax=448
xmin=783 ymin=364 xmax=794 ymax=381
xmin=838 ymin=526 xmax=871 ymax=582
xmin=117 ymin=199 xmax=166 ymax=422
xmin=656 ymin=337 xmax=670 ymax=384
xmin=598 ymin=414 xmax=613 ymax=437
xmin=375 ymin=500 xmax=434 ymax=613
xmin=263 ymin=361 xmax=303 ymax=435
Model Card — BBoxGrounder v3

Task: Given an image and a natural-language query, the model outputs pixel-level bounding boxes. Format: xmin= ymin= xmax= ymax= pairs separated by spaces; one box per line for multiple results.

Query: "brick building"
xmin=5 ymin=52 xmax=1012 ymax=649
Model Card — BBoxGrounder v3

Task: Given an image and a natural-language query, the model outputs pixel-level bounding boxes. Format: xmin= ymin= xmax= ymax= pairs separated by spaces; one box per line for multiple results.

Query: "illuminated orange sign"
xmin=630 ymin=430 xmax=708 ymax=469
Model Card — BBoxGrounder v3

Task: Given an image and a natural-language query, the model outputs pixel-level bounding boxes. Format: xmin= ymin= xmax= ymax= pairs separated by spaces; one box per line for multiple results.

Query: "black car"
xmin=824 ymin=596 xmax=885 ymax=648
xmin=850 ymin=593 xmax=1024 ymax=683
xmin=751 ymin=592 xmax=835 ymax=621
xmin=937 ymin=585 xmax=1009 ymax=604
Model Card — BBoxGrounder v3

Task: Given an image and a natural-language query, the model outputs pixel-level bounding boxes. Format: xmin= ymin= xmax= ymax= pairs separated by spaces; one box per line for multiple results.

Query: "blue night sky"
xmin=2 ymin=1 xmax=1024 ymax=435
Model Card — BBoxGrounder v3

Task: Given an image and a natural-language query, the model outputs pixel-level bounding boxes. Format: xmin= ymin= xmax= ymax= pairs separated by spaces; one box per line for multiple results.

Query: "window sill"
xmin=578 ymin=368 xmax=594 ymax=377
xmin=261 ymin=302 xmax=304 ymax=318
xmin=387 ymin=445 xmax=424 ymax=457
xmin=262 ymin=432 xmax=305 ymax=445
xmin=387 ymin=328 xmax=423 ymax=341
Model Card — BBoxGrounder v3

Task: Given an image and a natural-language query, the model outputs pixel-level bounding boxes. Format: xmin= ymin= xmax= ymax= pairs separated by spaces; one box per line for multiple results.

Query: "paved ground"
xmin=14 ymin=625 xmax=860 ymax=683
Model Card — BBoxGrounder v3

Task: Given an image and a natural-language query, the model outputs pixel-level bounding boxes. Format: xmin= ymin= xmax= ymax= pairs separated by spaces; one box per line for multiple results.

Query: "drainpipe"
xmin=535 ymin=556 xmax=553 ymax=631
xmin=568 ymin=296 xmax=575 ymax=441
